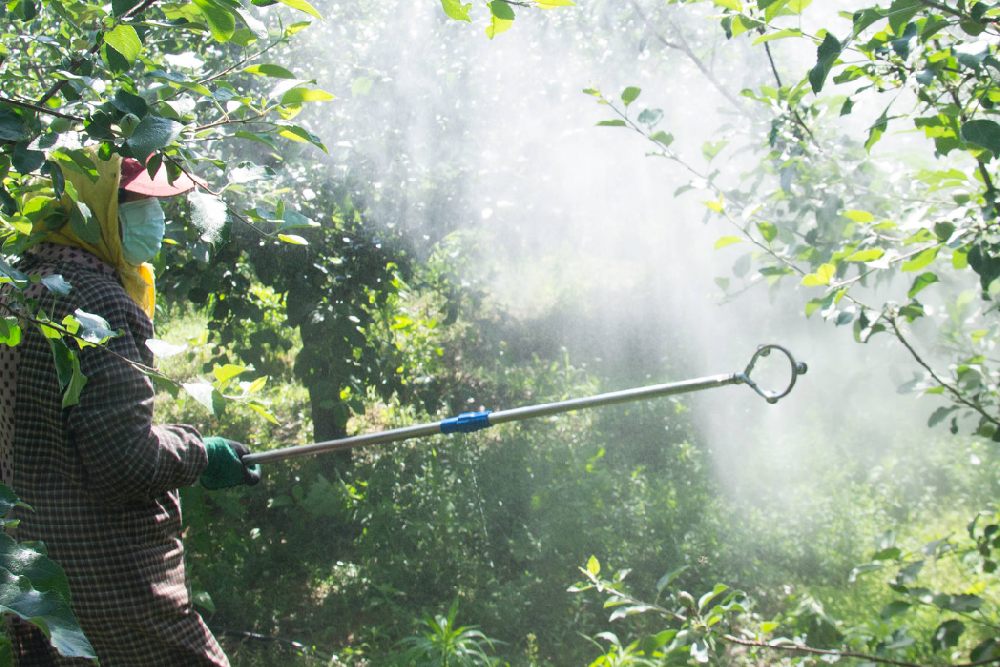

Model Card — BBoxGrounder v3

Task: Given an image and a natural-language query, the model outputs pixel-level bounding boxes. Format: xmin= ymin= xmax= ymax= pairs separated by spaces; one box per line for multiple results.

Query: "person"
xmin=0 ymin=148 xmax=260 ymax=666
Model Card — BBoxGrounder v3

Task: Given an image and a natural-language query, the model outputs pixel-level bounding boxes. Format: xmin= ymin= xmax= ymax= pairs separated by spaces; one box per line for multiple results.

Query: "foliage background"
xmin=6 ymin=0 xmax=1000 ymax=665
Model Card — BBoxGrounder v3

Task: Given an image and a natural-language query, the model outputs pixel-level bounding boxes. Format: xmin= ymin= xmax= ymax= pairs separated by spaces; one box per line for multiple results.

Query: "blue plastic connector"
xmin=439 ymin=411 xmax=493 ymax=434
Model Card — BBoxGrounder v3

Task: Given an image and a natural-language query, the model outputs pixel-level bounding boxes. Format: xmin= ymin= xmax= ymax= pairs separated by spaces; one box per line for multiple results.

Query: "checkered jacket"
xmin=2 ymin=244 xmax=228 ymax=666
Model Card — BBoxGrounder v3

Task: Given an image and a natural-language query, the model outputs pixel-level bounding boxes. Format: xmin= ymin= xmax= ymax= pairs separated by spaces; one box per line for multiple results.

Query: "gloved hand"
xmin=200 ymin=437 xmax=262 ymax=490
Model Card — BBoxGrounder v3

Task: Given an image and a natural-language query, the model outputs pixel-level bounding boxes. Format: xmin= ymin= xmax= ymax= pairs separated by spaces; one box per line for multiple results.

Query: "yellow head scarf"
xmin=31 ymin=149 xmax=156 ymax=319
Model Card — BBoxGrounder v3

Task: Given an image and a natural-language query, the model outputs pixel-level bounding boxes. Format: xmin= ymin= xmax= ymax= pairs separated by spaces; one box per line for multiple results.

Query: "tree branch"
xmin=0 ymin=96 xmax=84 ymax=122
xmin=724 ymin=633 xmax=1000 ymax=667
xmin=764 ymin=42 xmax=783 ymax=88
xmin=916 ymin=0 xmax=967 ymax=19
xmin=890 ymin=312 xmax=1000 ymax=429
xmin=37 ymin=0 xmax=159 ymax=105
xmin=630 ymin=1 xmax=746 ymax=112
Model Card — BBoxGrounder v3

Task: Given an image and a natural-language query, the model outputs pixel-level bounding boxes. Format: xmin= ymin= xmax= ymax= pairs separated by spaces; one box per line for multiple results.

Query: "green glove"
xmin=201 ymin=437 xmax=262 ymax=490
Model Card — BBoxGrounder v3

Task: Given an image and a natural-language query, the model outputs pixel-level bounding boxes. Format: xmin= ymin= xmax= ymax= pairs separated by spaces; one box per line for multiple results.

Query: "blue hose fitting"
xmin=439 ymin=411 xmax=493 ymax=434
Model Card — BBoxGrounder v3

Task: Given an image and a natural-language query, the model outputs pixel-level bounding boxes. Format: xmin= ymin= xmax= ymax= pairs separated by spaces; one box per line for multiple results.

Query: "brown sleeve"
xmin=65 ymin=278 xmax=207 ymax=505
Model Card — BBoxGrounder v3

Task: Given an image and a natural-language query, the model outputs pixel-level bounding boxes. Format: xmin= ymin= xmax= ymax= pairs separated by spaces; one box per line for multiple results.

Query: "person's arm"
xmin=66 ymin=285 xmax=207 ymax=505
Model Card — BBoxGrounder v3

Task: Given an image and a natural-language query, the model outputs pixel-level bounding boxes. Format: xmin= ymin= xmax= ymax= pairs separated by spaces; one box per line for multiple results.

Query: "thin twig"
xmin=764 ymin=42 xmax=783 ymax=89
xmin=161 ymin=154 xmax=222 ymax=196
xmin=0 ymin=300 xmax=165 ymax=380
xmin=890 ymin=312 xmax=1000 ymax=429
xmin=37 ymin=0 xmax=158 ymax=105
xmin=763 ymin=42 xmax=817 ymax=144
xmin=724 ymin=634 xmax=1000 ymax=667
xmin=0 ymin=96 xmax=84 ymax=122
xmin=630 ymin=1 xmax=746 ymax=112
xmin=916 ymin=0 xmax=968 ymax=19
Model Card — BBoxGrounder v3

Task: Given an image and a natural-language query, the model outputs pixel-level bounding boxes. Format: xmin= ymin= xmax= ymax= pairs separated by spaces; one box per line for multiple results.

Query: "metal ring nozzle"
xmin=738 ymin=344 xmax=808 ymax=404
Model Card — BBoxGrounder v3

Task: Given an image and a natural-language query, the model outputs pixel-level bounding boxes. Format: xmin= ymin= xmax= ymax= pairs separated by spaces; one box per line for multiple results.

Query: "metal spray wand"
xmin=242 ymin=344 xmax=808 ymax=466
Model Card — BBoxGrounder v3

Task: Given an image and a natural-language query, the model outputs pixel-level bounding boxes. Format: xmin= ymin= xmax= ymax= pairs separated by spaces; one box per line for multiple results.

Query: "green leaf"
xmin=938 ymin=594 xmax=983 ymax=612
xmin=596 ymin=120 xmax=626 ymax=127
xmin=753 ymin=28 xmax=802 ymax=44
xmin=715 ymin=236 xmax=744 ymax=249
xmin=586 ymin=555 xmax=600 ymax=576
xmin=234 ymin=130 xmax=278 ymax=149
xmin=711 ymin=0 xmax=741 ymax=9
xmin=0 ymin=109 xmax=28 ymax=141
xmin=702 ymin=198 xmax=725 ymax=213
xmin=0 ymin=568 xmax=95 ymax=658
xmin=66 ymin=309 xmax=117 ymax=346
xmin=843 ymin=210 xmax=874 ymax=223
xmin=649 ymin=131 xmax=674 ymax=147
xmin=280 ymin=87 xmax=335 ymax=104
xmin=802 ymin=263 xmax=835 ymax=286
xmin=486 ymin=15 xmax=513 ymax=38
xmin=112 ymin=0 xmax=141 ymax=16
xmin=702 ymin=141 xmax=728 ymax=162
xmin=971 ymin=638 xmax=1000 ymax=662
xmin=962 ymin=120 xmax=1000 ymax=159
xmin=278 ymin=210 xmax=318 ymax=230
xmin=69 ymin=202 xmax=101 ymax=245
xmin=866 ymin=105 xmax=891 ymax=152
xmin=887 ymin=0 xmax=921 ymax=34
xmin=182 ymin=383 xmax=226 ymax=415
xmin=880 ymin=600 xmax=911 ymax=620
xmin=213 ymin=363 xmax=249 ymax=384
xmin=192 ymin=590 xmax=215 ymax=613
xmin=698 ymin=583 xmax=728 ymax=611
xmin=275 ymin=123 xmax=327 ymax=152
xmin=0 ymin=533 xmax=70 ymax=601
xmin=928 ymin=405 xmax=957 ymax=427
xmin=756 ymin=221 xmax=777 ymax=242
xmin=277 ymin=233 xmax=308 ymax=245
xmin=12 ymin=142 xmax=44 ymax=176
xmin=656 ymin=565 xmax=688 ymax=592
xmin=351 ymin=77 xmax=374 ymax=97
xmin=0 ymin=486 xmax=30 ymax=517
xmin=40 ymin=275 xmax=72 ymax=297
xmin=127 ymin=117 xmax=184 ymax=165
xmin=248 ymin=402 xmax=279 ymax=424
xmin=47 ymin=339 xmax=87 ymax=407
xmin=489 ymin=0 xmax=515 ymax=20
xmin=908 ymin=272 xmax=939 ymax=298
xmin=103 ymin=24 xmax=142 ymax=65
xmin=637 ymin=108 xmax=663 ymax=128
xmin=844 ymin=249 xmax=884 ymax=262
xmin=272 ymin=0 xmax=322 ymax=19
xmin=145 ymin=339 xmax=186 ymax=358
xmin=243 ymin=64 xmax=296 ymax=79
xmin=621 ymin=87 xmax=641 ymax=106
xmin=809 ymin=32 xmax=842 ymax=93
xmin=439 ymin=0 xmax=471 ymax=21
xmin=191 ymin=0 xmax=236 ymax=42
xmin=872 ymin=547 xmax=901 ymax=561
xmin=932 ymin=620 xmax=965 ymax=652
xmin=901 ymin=246 xmax=940 ymax=272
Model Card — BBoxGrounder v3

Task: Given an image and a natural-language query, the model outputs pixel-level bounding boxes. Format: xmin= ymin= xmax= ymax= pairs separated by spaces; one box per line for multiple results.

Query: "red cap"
xmin=119 ymin=158 xmax=207 ymax=197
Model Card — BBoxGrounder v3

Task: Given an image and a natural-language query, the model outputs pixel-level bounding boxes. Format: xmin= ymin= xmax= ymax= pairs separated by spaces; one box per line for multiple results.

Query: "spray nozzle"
xmin=736 ymin=344 xmax=808 ymax=404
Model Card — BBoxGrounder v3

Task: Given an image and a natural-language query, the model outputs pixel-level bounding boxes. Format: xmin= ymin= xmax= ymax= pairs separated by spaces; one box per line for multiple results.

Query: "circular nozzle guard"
xmin=738 ymin=344 xmax=808 ymax=404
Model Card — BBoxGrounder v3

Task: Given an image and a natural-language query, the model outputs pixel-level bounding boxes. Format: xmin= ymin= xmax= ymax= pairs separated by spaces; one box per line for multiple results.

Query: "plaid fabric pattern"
xmin=2 ymin=244 xmax=228 ymax=666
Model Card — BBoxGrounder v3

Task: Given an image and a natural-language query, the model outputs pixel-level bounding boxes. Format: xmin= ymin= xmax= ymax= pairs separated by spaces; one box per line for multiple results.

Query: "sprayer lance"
xmin=242 ymin=344 xmax=807 ymax=466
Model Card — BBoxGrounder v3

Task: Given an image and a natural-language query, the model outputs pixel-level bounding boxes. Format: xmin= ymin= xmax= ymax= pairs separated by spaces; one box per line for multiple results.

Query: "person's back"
xmin=0 ymin=151 xmax=257 ymax=666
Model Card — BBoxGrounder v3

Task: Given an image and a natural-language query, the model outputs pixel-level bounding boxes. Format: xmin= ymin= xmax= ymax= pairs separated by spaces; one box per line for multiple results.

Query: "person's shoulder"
xmin=60 ymin=262 xmax=149 ymax=332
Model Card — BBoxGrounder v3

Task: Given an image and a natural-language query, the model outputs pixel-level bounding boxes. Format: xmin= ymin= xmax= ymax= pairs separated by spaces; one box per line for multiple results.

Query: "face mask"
xmin=118 ymin=198 xmax=166 ymax=265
